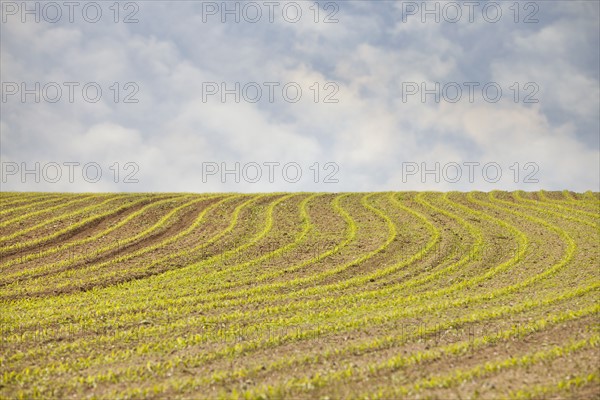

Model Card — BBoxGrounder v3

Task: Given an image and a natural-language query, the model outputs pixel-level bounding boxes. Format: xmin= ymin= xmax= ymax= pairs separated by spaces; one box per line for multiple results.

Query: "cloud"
xmin=1 ymin=1 xmax=598 ymax=192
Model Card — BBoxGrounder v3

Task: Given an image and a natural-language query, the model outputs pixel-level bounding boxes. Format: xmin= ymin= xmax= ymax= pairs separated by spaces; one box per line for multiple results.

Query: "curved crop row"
xmin=0 ymin=191 xmax=597 ymax=400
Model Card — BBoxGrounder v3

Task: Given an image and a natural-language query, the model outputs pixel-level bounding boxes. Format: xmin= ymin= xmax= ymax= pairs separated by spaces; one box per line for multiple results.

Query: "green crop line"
xmin=0 ymin=194 xmax=99 ymax=229
xmin=4 ymin=192 xmax=426 ymax=324
xmin=79 ymin=193 xmax=298 ymax=290
xmin=165 ymin=278 xmax=595 ymax=375
xmin=170 ymin=191 xmax=522 ymax=327
xmin=76 ymin=192 xmax=274 ymax=287
xmin=0 ymin=194 xmax=187 ymax=283
xmin=13 ymin=282 xmax=597 ymax=383
xmin=360 ymin=334 xmax=600 ymax=399
xmin=0 ymin=216 xmax=556 ymax=328
xmin=544 ymin=190 xmax=600 ymax=215
xmin=0 ymin=192 xmax=22 ymax=201
xmin=560 ymin=189 xmax=578 ymax=201
xmin=35 ymin=192 xmax=386 ymax=326
xmin=80 ymin=192 xmax=357 ymax=313
xmin=239 ymin=304 xmax=600 ymax=398
xmin=507 ymin=372 xmax=599 ymax=399
xmin=0 ymin=194 xmax=227 ymax=298
xmin=7 ymin=251 xmax=594 ymax=385
xmin=181 ymin=193 xmax=313 ymax=277
xmin=36 ymin=283 xmax=597 ymax=398
xmin=0 ymin=191 xmax=598 ymax=400
xmin=0 ymin=194 xmax=272 ymax=312
xmin=186 ymin=192 xmax=395 ymax=299
xmin=581 ymin=190 xmax=600 ymax=205
xmin=0 ymin=194 xmax=299 ymax=342
xmin=0 ymin=193 xmax=557 ymax=345
xmin=0 ymin=194 xmax=127 ymax=248
xmin=117 ymin=192 xmax=383 ymax=314
xmin=0 ymin=193 xmax=355 ymax=335
xmin=0 ymin=194 xmax=154 ymax=259
xmin=0 ymin=194 xmax=289 ymax=298
xmin=172 ymin=193 xmax=322 ymax=294
xmin=211 ymin=191 xmax=476 ymax=304
xmin=367 ymin=191 xmax=485 ymax=287
xmin=0 ymin=194 xmax=118 ymax=231
xmin=484 ymin=192 xmax=578 ymax=290
xmin=0 ymin=194 xmax=67 ymax=217
xmin=195 ymin=192 xmax=386 ymax=298
xmin=0 ymin=193 xmax=66 ymax=210
xmin=540 ymin=189 xmax=600 ymax=212
xmin=289 ymin=191 xmax=449 ymax=294
xmin=0 ymin=194 xmax=178 ymax=271
xmin=169 ymin=193 xmax=269 ymax=262
xmin=290 ymin=191 xmax=462 ymax=297
xmin=119 ymin=191 xmax=570 ymax=354
xmin=4 ymin=296 xmax=596 ymax=392
xmin=80 ymin=293 xmax=598 ymax=398
xmin=513 ymin=191 xmax=600 ymax=228
xmin=292 ymin=190 xmax=516 ymax=304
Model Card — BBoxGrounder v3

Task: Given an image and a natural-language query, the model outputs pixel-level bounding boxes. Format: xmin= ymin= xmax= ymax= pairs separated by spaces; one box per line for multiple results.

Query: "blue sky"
xmin=1 ymin=0 xmax=599 ymax=192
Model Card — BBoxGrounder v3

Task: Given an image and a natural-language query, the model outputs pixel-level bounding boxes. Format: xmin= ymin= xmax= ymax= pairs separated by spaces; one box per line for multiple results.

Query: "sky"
xmin=1 ymin=0 xmax=599 ymax=192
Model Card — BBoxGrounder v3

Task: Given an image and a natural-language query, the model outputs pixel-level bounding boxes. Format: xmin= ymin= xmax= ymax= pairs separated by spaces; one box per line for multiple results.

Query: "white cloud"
xmin=1 ymin=1 xmax=598 ymax=192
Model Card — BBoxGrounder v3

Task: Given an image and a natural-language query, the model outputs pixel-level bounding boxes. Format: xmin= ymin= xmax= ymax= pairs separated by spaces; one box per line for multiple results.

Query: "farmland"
xmin=0 ymin=191 xmax=598 ymax=399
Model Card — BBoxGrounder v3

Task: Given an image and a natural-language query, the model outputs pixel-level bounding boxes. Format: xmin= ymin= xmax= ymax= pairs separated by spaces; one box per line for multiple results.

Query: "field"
xmin=0 ymin=191 xmax=599 ymax=399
